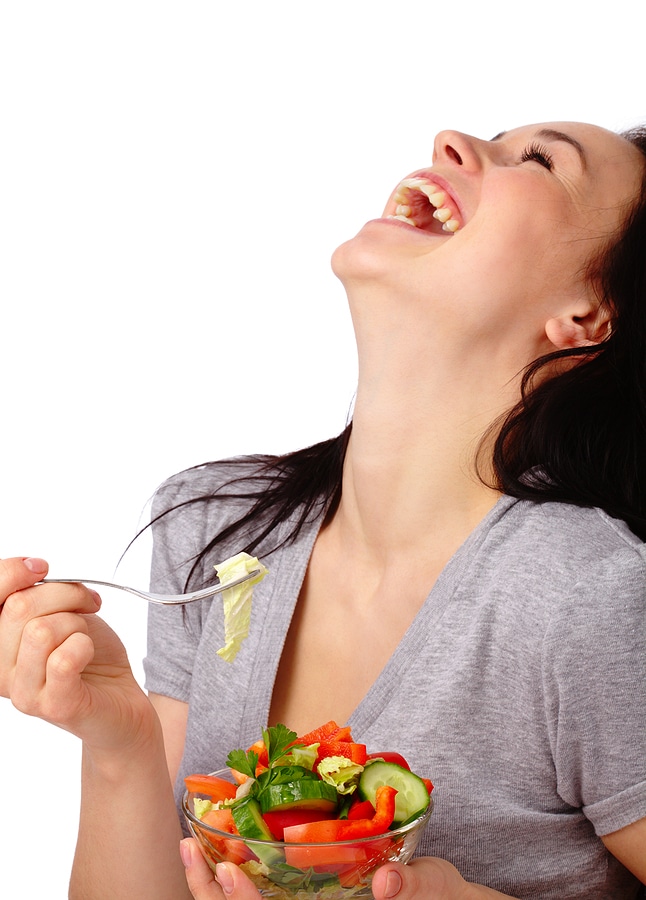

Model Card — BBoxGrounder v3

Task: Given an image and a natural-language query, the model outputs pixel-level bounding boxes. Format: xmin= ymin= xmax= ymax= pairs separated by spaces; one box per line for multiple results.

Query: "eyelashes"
xmin=519 ymin=142 xmax=554 ymax=171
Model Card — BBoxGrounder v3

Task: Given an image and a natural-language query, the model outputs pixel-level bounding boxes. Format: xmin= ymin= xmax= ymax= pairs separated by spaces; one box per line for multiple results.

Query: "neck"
xmin=334 ymin=335 xmax=522 ymax=565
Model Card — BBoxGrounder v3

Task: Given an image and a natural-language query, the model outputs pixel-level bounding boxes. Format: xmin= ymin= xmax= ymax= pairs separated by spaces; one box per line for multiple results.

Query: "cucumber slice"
xmin=358 ymin=761 xmax=430 ymax=825
xmin=231 ymin=799 xmax=284 ymax=866
xmin=259 ymin=779 xmax=339 ymax=814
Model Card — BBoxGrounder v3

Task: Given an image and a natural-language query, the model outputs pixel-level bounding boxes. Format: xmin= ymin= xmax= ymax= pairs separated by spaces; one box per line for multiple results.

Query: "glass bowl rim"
xmin=182 ymin=769 xmax=433 ymax=848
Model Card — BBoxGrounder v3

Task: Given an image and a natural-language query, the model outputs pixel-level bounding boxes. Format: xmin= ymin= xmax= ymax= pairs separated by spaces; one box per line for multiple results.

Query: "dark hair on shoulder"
xmin=484 ymin=125 xmax=646 ymax=539
xmin=152 ymin=126 xmax=646 ymax=589
xmin=150 ymin=425 xmax=352 ymax=590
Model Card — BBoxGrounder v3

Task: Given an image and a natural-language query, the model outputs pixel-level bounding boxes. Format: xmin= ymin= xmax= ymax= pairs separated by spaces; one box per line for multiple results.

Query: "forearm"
xmin=69 ymin=706 xmax=191 ymax=900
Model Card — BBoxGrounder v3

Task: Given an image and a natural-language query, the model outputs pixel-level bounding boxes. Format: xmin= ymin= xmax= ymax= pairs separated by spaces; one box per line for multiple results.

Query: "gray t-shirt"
xmin=144 ymin=460 xmax=646 ymax=899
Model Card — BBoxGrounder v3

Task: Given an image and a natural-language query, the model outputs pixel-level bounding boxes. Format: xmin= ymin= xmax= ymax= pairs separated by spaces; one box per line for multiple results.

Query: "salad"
xmin=183 ymin=720 xmax=434 ymax=896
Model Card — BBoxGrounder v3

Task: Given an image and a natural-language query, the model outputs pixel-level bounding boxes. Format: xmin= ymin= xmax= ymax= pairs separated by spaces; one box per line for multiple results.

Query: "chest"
xmin=268 ymin=556 xmax=442 ymax=736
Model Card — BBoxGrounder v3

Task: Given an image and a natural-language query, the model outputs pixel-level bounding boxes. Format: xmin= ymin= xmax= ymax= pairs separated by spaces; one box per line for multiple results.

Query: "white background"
xmin=1 ymin=2 xmax=644 ymax=896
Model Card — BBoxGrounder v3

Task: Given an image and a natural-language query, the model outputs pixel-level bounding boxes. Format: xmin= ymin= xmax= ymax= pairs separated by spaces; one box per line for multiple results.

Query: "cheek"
xmin=464 ymin=206 xmax=584 ymax=297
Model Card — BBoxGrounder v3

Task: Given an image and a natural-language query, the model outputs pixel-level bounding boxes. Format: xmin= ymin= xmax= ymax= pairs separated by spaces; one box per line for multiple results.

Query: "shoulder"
xmin=148 ymin=455 xmax=276 ymax=592
xmin=495 ymin=496 xmax=646 ymax=570
xmin=151 ymin=455 xmax=273 ymax=516
xmin=481 ymin=497 xmax=646 ymax=621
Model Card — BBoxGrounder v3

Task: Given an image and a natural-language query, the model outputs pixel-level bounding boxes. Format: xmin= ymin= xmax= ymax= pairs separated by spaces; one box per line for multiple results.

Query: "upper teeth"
xmin=389 ymin=177 xmax=460 ymax=233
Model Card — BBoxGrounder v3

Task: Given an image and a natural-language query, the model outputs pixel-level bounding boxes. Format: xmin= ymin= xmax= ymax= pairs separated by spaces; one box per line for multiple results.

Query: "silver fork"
xmin=41 ymin=569 xmax=262 ymax=605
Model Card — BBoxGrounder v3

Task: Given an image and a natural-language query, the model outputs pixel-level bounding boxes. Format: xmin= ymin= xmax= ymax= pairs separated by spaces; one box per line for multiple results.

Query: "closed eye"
xmin=519 ymin=142 xmax=554 ymax=171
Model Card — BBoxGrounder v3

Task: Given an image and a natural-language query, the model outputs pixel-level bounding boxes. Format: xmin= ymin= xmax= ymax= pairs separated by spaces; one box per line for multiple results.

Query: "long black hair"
xmin=485 ymin=125 xmax=646 ymax=539
xmin=152 ymin=127 xmax=646 ymax=590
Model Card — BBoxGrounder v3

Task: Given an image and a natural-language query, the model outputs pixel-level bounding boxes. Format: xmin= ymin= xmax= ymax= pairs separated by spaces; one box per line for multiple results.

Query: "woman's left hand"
xmin=372 ymin=858 xmax=516 ymax=900
xmin=180 ymin=839 xmax=263 ymax=900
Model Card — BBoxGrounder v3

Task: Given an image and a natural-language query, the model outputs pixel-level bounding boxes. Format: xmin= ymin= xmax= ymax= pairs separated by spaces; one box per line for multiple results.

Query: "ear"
xmin=545 ymin=303 xmax=612 ymax=350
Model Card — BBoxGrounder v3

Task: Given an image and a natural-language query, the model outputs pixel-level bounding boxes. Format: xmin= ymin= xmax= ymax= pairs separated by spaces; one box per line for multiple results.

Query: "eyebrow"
xmin=491 ymin=128 xmax=588 ymax=170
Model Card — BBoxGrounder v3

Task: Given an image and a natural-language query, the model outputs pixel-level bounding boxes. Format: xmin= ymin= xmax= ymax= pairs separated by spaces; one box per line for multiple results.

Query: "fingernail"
xmin=23 ymin=558 xmax=48 ymax=574
xmin=216 ymin=863 xmax=234 ymax=894
xmin=88 ymin=589 xmax=102 ymax=609
xmin=383 ymin=870 xmax=402 ymax=899
xmin=179 ymin=838 xmax=193 ymax=868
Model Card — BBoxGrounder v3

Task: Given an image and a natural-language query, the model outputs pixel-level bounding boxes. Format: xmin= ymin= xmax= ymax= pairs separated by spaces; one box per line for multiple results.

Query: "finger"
xmin=2 ymin=581 xmax=101 ymax=633
xmin=0 ymin=557 xmax=49 ymax=605
xmin=213 ymin=861 xmax=263 ymax=900
xmin=11 ymin=614 xmax=94 ymax=717
xmin=372 ymin=863 xmax=407 ymax=900
xmin=372 ymin=858 xmax=464 ymax=900
xmin=0 ymin=582 xmax=100 ymax=692
xmin=181 ymin=839 xmax=222 ymax=899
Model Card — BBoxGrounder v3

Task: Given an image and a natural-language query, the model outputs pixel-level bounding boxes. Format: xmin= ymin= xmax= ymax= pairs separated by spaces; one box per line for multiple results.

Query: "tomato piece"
xmin=365 ymin=751 xmax=411 ymax=770
xmin=198 ymin=809 xmax=251 ymax=866
xmin=200 ymin=808 xmax=238 ymax=834
xmin=262 ymin=808 xmax=336 ymax=840
xmin=184 ymin=774 xmax=238 ymax=803
xmin=283 ymin=818 xmax=347 ymax=843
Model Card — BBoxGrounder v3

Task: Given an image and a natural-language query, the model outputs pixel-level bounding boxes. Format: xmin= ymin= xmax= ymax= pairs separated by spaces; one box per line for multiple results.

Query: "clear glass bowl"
xmin=182 ymin=770 xmax=433 ymax=899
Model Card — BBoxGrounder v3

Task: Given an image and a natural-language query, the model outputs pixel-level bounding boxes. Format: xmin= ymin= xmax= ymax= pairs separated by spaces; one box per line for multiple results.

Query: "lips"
xmin=386 ymin=176 xmax=462 ymax=234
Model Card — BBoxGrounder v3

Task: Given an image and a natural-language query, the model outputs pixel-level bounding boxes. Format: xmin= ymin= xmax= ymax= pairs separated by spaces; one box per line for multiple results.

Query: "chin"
xmin=331 ymin=221 xmax=413 ymax=286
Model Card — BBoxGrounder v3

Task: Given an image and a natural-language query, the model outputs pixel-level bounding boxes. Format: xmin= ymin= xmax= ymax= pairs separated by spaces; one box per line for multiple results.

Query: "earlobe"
xmin=545 ymin=310 xmax=611 ymax=350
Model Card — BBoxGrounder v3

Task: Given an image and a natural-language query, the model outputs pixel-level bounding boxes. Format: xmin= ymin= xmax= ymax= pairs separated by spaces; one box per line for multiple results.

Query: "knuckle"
xmin=3 ymin=590 xmax=34 ymax=624
xmin=22 ymin=614 xmax=57 ymax=646
xmin=48 ymin=650 xmax=77 ymax=679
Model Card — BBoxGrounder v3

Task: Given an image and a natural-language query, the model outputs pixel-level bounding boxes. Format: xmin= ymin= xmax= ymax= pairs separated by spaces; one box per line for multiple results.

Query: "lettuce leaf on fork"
xmin=214 ymin=552 xmax=268 ymax=662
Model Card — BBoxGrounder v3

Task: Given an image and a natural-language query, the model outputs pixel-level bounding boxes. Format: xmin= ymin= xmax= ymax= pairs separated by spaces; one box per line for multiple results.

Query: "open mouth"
xmin=387 ymin=178 xmax=461 ymax=235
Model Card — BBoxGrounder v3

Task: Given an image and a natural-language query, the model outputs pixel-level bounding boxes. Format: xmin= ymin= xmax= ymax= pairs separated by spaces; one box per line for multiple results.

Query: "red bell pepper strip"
xmin=346 ymin=799 xmax=376 ymax=820
xmin=315 ymin=740 xmax=367 ymax=766
xmin=297 ymin=720 xmax=350 ymax=744
xmin=262 ymin=808 xmax=336 ymax=840
xmin=284 ymin=785 xmax=397 ymax=843
xmin=247 ymin=738 xmax=269 ymax=768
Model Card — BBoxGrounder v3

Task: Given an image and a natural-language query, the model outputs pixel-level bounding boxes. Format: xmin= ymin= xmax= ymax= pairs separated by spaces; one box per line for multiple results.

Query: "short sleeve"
xmin=541 ymin=544 xmax=646 ymax=835
xmin=141 ymin=459 xmax=265 ymax=703
xmin=142 ymin=473 xmax=210 ymax=702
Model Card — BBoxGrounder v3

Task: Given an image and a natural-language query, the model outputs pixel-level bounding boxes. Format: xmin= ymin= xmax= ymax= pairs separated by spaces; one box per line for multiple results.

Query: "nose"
xmin=433 ymin=130 xmax=488 ymax=170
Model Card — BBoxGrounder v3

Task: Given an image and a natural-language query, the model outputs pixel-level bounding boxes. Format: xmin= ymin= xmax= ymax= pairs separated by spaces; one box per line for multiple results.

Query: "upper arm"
xmin=601 ymin=816 xmax=646 ymax=883
xmin=149 ymin=692 xmax=189 ymax=784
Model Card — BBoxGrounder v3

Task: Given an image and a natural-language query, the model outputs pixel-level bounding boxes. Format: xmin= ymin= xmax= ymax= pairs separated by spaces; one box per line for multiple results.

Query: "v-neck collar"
xmin=241 ymin=494 xmax=518 ymax=738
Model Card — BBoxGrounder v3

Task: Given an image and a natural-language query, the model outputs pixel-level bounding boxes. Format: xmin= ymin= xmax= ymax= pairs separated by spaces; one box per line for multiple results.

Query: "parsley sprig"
xmin=225 ymin=724 xmax=309 ymax=804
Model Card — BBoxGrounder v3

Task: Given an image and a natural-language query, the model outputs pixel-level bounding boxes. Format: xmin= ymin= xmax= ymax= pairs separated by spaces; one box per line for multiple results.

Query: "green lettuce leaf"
xmin=317 ymin=756 xmax=364 ymax=794
xmin=215 ymin=552 xmax=268 ymax=662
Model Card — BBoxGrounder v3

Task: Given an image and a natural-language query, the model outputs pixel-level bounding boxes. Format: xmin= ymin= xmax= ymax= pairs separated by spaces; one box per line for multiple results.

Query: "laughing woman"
xmin=1 ymin=120 xmax=645 ymax=900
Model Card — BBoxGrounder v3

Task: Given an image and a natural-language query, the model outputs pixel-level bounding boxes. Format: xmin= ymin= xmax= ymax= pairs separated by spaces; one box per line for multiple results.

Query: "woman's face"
xmin=332 ymin=121 xmax=644 ymax=360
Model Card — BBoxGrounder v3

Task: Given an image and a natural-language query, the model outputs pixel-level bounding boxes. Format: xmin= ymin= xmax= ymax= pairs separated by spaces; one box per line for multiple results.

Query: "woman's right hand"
xmin=0 ymin=556 xmax=153 ymax=753
xmin=180 ymin=841 xmax=264 ymax=900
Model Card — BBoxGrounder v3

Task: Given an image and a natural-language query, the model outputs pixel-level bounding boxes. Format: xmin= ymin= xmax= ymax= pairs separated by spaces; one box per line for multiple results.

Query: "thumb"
xmin=372 ymin=858 xmax=469 ymax=900
xmin=0 ymin=557 xmax=49 ymax=601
